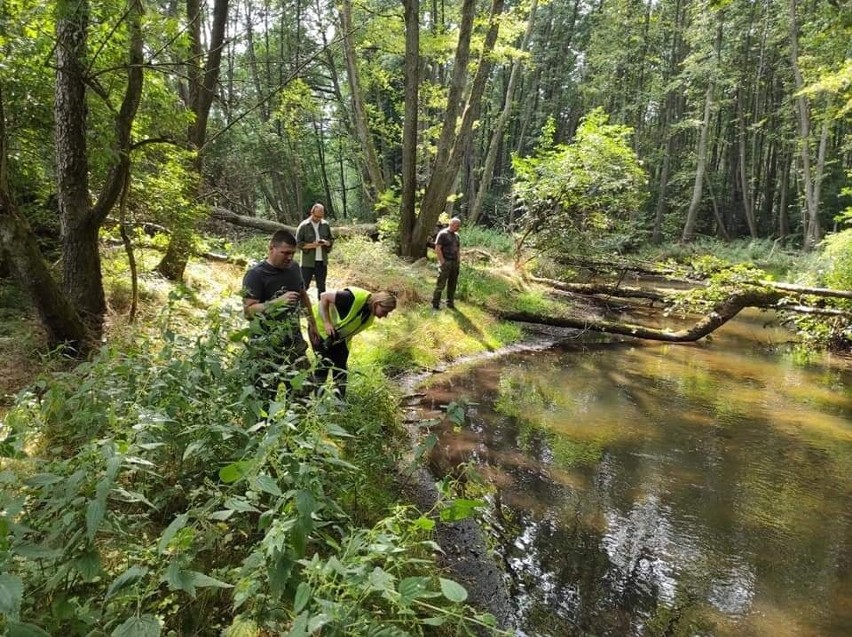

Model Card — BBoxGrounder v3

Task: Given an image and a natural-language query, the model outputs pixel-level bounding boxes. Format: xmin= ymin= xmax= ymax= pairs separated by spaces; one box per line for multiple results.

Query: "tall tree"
xmin=399 ymin=0 xmax=420 ymax=257
xmin=340 ymin=0 xmax=386 ymax=204
xmin=682 ymin=7 xmax=723 ymax=243
xmin=400 ymin=0 xmax=506 ymax=258
xmin=157 ymin=0 xmax=230 ymax=280
xmin=469 ymin=0 xmax=538 ymax=226
xmin=55 ymin=0 xmax=144 ymax=336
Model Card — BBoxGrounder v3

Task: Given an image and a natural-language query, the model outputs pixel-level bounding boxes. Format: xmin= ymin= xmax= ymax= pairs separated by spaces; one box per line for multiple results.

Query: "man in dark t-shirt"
xmin=432 ymin=217 xmax=461 ymax=310
xmin=242 ymin=230 xmax=319 ymax=398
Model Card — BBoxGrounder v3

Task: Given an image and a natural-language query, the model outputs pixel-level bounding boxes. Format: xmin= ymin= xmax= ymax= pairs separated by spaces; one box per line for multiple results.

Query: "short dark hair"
xmin=270 ymin=229 xmax=296 ymax=247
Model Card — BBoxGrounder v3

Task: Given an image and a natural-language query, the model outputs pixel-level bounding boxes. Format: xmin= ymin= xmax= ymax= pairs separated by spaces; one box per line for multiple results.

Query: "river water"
xmin=415 ymin=312 xmax=852 ymax=636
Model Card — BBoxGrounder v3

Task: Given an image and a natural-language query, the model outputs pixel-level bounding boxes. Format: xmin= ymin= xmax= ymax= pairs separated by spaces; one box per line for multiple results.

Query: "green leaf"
xmin=439 ymin=498 xmax=485 ymax=522
xmin=222 ymin=616 xmax=260 ymax=637
xmin=420 ymin=617 xmax=447 ymax=626
xmin=13 ymin=544 xmax=61 ymax=559
xmin=294 ymin=582 xmax=311 ymax=613
xmin=110 ymin=614 xmax=162 ymax=637
xmin=219 ymin=461 xmax=252 ymax=484
xmin=7 ymin=622 xmax=51 ymax=637
xmin=106 ymin=565 xmax=148 ymax=600
xmin=24 ymin=473 xmax=63 ymax=487
xmin=209 ymin=509 xmax=235 ymax=521
xmin=324 ymin=423 xmax=352 ymax=438
xmin=182 ymin=440 xmax=206 ymax=461
xmin=0 ymin=573 xmax=23 ymax=616
xmin=190 ymin=571 xmax=233 ymax=589
xmin=224 ymin=497 xmax=260 ymax=513
xmin=158 ymin=514 xmax=188 ymax=554
xmin=439 ymin=577 xmax=468 ymax=603
xmin=412 ymin=516 xmax=435 ymax=531
xmin=307 ymin=613 xmax=330 ymax=634
xmin=398 ymin=576 xmax=430 ymax=606
xmin=253 ymin=475 xmax=282 ymax=497
xmin=287 ymin=611 xmax=309 ymax=637
xmin=86 ymin=497 xmax=106 ymax=541
xmin=165 ymin=561 xmax=195 ymax=597
xmin=367 ymin=567 xmax=395 ymax=593
xmin=74 ymin=549 xmax=102 ymax=581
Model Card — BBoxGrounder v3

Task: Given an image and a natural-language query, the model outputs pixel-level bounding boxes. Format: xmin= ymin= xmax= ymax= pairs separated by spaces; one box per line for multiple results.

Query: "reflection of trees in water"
xmin=423 ymin=344 xmax=852 ymax=636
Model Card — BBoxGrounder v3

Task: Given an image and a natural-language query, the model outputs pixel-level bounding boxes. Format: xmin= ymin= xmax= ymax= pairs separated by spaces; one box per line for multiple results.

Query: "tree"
xmin=156 ymin=0 xmax=230 ymax=281
xmin=0 ymin=0 xmax=144 ymax=348
xmin=512 ymin=109 xmax=647 ymax=258
xmin=398 ymin=0 xmax=507 ymax=258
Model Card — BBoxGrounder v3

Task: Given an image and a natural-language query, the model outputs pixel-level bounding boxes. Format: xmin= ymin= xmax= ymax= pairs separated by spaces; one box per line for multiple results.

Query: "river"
xmin=414 ymin=311 xmax=852 ymax=636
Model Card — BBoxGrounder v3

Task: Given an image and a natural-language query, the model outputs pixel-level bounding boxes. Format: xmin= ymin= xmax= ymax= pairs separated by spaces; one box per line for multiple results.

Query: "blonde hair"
xmin=371 ymin=291 xmax=397 ymax=312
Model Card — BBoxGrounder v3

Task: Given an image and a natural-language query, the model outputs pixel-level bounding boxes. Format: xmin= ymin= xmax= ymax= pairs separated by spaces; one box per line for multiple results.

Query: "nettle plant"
xmin=0 ymin=307 xmax=493 ymax=636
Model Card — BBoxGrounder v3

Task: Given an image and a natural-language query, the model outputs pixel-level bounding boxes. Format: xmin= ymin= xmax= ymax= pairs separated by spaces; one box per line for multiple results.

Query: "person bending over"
xmin=313 ymin=287 xmax=396 ymax=399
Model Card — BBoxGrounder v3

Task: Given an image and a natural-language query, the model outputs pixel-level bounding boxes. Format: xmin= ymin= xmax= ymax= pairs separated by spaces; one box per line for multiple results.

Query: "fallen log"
xmin=498 ymin=289 xmax=786 ymax=342
xmin=210 ymin=207 xmax=377 ymax=238
xmin=531 ymin=276 xmax=670 ymax=301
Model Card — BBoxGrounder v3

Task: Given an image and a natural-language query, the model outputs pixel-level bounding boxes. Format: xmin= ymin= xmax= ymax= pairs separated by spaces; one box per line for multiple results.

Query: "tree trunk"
xmin=788 ymin=0 xmax=821 ymax=248
xmin=55 ymin=0 xmax=143 ymax=337
xmin=408 ymin=0 xmax=506 ymax=257
xmin=498 ymin=288 xmax=785 ymax=343
xmin=340 ymin=0 xmax=385 ymax=204
xmin=157 ymin=0 xmax=230 ymax=280
xmin=399 ymin=0 xmax=420 ymax=257
xmin=0 ymin=84 xmax=87 ymax=349
xmin=469 ymin=0 xmax=538 ymax=225
xmin=682 ymin=13 xmax=723 ymax=243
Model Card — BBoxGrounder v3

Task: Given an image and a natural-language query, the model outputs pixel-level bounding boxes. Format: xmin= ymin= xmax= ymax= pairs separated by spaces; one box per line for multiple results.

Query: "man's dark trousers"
xmin=432 ymin=259 xmax=459 ymax=308
xmin=301 ymin=261 xmax=328 ymax=300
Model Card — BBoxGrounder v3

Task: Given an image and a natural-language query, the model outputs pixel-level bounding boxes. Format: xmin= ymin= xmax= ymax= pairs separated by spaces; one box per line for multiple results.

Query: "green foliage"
xmin=821 ymin=229 xmax=852 ymax=294
xmin=512 ymin=108 xmax=648 ymax=256
xmin=0 ymin=306 xmax=484 ymax=635
xmin=462 ymin=226 xmax=515 ymax=256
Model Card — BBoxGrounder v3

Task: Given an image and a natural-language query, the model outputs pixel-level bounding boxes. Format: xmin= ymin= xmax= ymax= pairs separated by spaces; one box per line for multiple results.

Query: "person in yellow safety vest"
xmin=312 ymin=287 xmax=397 ymax=399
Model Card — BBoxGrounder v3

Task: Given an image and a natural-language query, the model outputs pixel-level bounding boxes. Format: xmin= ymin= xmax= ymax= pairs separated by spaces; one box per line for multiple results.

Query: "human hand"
xmin=273 ymin=291 xmax=300 ymax=305
xmin=323 ymin=321 xmax=336 ymax=338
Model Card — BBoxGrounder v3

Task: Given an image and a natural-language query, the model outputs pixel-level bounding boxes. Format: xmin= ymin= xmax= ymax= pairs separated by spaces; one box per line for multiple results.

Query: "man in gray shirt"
xmin=432 ymin=217 xmax=461 ymax=310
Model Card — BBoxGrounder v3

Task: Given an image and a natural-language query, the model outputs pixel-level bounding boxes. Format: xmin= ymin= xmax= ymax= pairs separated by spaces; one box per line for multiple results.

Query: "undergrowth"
xmin=0 ymin=305 xmax=501 ymax=636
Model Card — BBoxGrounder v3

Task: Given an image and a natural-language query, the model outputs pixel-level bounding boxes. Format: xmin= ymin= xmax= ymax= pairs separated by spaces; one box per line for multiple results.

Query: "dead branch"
xmin=210 ymin=207 xmax=377 ymax=238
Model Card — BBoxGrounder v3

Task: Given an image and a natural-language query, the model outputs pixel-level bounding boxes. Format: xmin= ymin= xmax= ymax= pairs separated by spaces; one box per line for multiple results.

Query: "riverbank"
xmin=0 ymin=233 xmax=565 ymax=635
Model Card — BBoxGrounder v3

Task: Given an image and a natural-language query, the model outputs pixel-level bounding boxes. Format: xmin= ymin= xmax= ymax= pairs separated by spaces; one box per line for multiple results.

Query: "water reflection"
xmin=417 ymin=318 xmax=852 ymax=636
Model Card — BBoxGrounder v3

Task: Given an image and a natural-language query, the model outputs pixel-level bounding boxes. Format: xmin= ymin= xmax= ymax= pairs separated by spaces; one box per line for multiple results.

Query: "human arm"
xmin=296 ymin=222 xmax=327 ymax=250
xmin=300 ymin=289 xmax=320 ymax=345
xmin=317 ymin=291 xmax=338 ymax=337
xmin=243 ymin=291 xmax=300 ymax=319
xmin=435 ymin=241 xmax=445 ymax=266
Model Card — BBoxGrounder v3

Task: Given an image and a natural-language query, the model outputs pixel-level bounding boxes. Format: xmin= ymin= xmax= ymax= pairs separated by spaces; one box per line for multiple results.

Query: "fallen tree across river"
xmin=501 ymin=280 xmax=852 ymax=343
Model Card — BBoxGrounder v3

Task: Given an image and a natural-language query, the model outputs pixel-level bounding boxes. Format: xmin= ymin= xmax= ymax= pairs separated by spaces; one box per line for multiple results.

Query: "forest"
xmin=0 ymin=0 xmax=850 ymax=348
xmin=0 ymin=0 xmax=851 ymax=635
